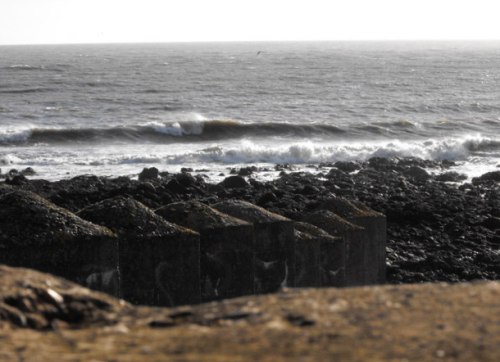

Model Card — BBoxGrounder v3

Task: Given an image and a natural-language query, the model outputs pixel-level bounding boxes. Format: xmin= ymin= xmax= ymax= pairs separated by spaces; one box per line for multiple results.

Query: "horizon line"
xmin=1 ymin=39 xmax=500 ymax=47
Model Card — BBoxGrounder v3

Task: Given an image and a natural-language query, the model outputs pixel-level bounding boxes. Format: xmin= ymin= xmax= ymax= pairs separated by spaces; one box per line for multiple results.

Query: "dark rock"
xmin=327 ymin=168 xmax=347 ymax=179
xmin=334 ymin=161 xmax=360 ymax=173
xmin=472 ymin=171 xmax=500 ymax=184
xmin=368 ymin=157 xmax=396 ymax=171
xmin=435 ymin=172 xmax=467 ymax=182
xmin=441 ymin=160 xmax=456 ymax=168
xmin=5 ymin=174 xmax=28 ymax=185
xmin=275 ymin=164 xmax=295 ymax=171
xmin=166 ymin=179 xmax=187 ymax=194
xmin=402 ymin=166 xmax=431 ymax=182
xmin=219 ymin=175 xmax=248 ymax=189
xmin=181 ymin=167 xmax=193 ymax=173
xmin=7 ymin=169 xmax=19 ymax=177
xmin=257 ymin=192 xmax=278 ymax=206
xmin=138 ymin=167 xmax=159 ymax=181
xmin=238 ymin=166 xmax=257 ymax=176
xmin=299 ymin=185 xmax=320 ymax=196
xmin=481 ymin=217 xmax=500 ymax=230
xmin=175 ymin=172 xmax=196 ymax=187
xmin=21 ymin=167 xmax=36 ymax=176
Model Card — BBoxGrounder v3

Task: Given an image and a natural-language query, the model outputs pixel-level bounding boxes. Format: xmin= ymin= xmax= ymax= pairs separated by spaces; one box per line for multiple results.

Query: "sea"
xmin=1 ymin=41 xmax=499 ymax=181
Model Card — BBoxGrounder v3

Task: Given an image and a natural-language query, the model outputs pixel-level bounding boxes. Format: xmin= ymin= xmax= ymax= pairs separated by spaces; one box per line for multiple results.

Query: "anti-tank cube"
xmin=316 ymin=197 xmax=386 ymax=285
xmin=78 ymin=196 xmax=200 ymax=306
xmin=156 ymin=201 xmax=254 ymax=302
xmin=0 ymin=187 xmax=119 ymax=297
xmin=213 ymin=200 xmax=295 ymax=293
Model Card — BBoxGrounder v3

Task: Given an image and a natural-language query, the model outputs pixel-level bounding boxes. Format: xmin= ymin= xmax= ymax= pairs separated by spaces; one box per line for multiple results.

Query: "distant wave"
xmin=2 ymin=64 xmax=70 ymax=72
xmin=0 ymin=87 xmax=55 ymax=94
xmin=0 ymin=120 xmax=347 ymax=145
xmin=4 ymin=64 xmax=41 ymax=71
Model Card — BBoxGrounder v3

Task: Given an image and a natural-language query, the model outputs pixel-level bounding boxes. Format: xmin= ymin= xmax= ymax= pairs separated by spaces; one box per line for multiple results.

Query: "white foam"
xmin=0 ymin=154 xmax=23 ymax=166
xmin=2 ymin=134 xmax=499 ymax=182
xmin=163 ymin=137 xmax=481 ymax=165
xmin=148 ymin=121 xmax=185 ymax=136
xmin=143 ymin=112 xmax=208 ymax=136
xmin=0 ymin=128 xmax=33 ymax=144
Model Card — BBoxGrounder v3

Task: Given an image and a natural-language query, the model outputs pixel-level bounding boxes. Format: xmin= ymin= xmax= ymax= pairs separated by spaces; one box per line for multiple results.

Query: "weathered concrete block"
xmin=156 ymin=201 xmax=254 ymax=301
xmin=293 ymin=222 xmax=321 ymax=287
xmin=213 ymin=200 xmax=295 ymax=293
xmin=78 ymin=196 xmax=200 ymax=307
xmin=316 ymin=197 xmax=386 ymax=284
xmin=293 ymin=221 xmax=345 ymax=287
xmin=302 ymin=210 xmax=366 ymax=287
xmin=0 ymin=189 xmax=119 ymax=297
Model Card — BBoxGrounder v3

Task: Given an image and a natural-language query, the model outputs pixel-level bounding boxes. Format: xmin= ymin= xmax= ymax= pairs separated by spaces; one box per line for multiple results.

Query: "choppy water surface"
xmin=0 ymin=41 xmax=499 ymax=180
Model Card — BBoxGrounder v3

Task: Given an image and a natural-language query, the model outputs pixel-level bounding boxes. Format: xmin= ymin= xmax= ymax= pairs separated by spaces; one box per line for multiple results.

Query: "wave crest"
xmin=0 ymin=119 xmax=347 ymax=145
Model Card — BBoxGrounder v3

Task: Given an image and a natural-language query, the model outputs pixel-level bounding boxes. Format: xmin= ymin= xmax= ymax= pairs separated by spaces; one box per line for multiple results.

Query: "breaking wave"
xmin=163 ymin=135 xmax=500 ymax=165
xmin=0 ymin=120 xmax=347 ymax=145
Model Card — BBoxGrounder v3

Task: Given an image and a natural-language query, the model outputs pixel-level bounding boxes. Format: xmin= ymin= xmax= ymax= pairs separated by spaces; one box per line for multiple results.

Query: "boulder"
xmin=78 ymin=196 xmax=200 ymax=307
xmin=0 ymin=189 xmax=119 ymax=297
xmin=333 ymin=161 xmax=360 ymax=173
xmin=213 ymin=200 xmax=296 ymax=293
xmin=138 ymin=167 xmax=159 ymax=181
xmin=219 ymin=175 xmax=248 ymax=189
xmin=402 ymin=166 xmax=431 ymax=182
xmin=435 ymin=171 xmax=467 ymax=182
xmin=156 ymin=201 xmax=254 ymax=301
xmin=472 ymin=171 xmax=500 ymax=184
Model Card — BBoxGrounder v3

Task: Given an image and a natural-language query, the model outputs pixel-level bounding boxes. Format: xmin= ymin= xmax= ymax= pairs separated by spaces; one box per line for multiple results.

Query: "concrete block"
xmin=213 ymin=200 xmax=295 ymax=293
xmin=302 ymin=210 xmax=367 ymax=287
xmin=293 ymin=222 xmax=322 ymax=287
xmin=316 ymin=197 xmax=386 ymax=284
xmin=156 ymin=201 xmax=254 ymax=301
xmin=78 ymin=196 xmax=200 ymax=306
xmin=0 ymin=189 xmax=120 ymax=297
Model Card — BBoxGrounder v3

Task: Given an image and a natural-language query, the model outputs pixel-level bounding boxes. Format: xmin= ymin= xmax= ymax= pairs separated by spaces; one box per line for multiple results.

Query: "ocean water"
xmin=0 ymin=41 xmax=499 ymax=181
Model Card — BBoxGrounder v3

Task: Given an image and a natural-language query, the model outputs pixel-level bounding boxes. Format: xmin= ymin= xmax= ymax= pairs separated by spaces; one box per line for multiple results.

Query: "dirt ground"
xmin=0 ymin=265 xmax=498 ymax=361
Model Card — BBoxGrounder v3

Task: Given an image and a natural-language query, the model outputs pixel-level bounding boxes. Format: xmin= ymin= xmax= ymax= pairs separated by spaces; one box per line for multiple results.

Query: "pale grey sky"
xmin=1 ymin=0 xmax=499 ymax=45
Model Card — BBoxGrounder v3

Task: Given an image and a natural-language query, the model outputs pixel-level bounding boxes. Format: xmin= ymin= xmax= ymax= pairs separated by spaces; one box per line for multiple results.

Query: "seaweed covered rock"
xmin=0 ymin=189 xmax=119 ymax=296
xmin=78 ymin=196 xmax=200 ymax=306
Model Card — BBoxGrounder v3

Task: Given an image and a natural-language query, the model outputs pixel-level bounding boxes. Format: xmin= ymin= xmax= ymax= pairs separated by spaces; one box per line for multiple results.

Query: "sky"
xmin=1 ymin=0 xmax=500 ymax=45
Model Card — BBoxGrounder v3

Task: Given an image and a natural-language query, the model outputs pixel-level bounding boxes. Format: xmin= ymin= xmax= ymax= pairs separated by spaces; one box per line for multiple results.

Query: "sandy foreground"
xmin=0 ymin=266 xmax=498 ymax=361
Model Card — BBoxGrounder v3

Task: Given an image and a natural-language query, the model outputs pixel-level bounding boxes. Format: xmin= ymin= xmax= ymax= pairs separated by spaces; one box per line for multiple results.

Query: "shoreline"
xmin=2 ymin=156 xmax=499 ymax=284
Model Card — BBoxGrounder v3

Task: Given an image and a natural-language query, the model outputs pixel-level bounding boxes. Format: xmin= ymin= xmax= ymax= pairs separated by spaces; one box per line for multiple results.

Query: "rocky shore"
xmin=3 ymin=157 xmax=498 ymax=285
xmin=1 ymin=157 xmax=499 ymax=360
